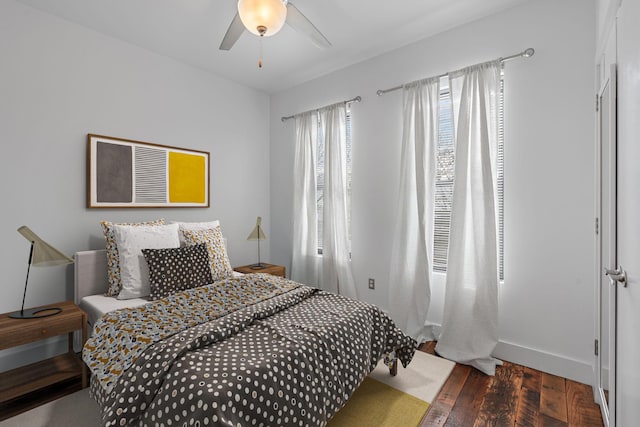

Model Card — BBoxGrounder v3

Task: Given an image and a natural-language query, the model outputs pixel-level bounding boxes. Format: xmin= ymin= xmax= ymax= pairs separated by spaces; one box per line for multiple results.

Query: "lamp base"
xmin=9 ymin=307 xmax=62 ymax=319
xmin=249 ymin=263 xmax=267 ymax=270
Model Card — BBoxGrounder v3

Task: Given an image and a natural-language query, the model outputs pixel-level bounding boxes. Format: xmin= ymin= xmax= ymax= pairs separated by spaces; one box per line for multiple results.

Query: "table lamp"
xmin=246 ymin=216 xmax=267 ymax=269
xmin=9 ymin=226 xmax=74 ymax=319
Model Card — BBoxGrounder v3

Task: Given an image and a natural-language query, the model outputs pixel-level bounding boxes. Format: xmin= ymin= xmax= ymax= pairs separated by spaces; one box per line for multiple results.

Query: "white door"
xmin=615 ymin=0 xmax=640 ymax=424
xmin=595 ymin=62 xmax=616 ymax=426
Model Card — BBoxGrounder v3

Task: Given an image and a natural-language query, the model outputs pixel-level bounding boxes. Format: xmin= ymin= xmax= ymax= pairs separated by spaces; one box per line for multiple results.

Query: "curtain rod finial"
xmin=523 ymin=48 xmax=535 ymax=58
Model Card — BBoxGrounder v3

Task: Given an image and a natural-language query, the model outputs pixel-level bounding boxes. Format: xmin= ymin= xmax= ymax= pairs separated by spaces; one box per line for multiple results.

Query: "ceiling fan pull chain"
xmin=258 ymin=35 xmax=263 ymax=68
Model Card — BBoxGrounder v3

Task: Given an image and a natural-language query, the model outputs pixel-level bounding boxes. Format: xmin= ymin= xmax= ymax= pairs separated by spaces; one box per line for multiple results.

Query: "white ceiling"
xmin=17 ymin=0 xmax=529 ymax=94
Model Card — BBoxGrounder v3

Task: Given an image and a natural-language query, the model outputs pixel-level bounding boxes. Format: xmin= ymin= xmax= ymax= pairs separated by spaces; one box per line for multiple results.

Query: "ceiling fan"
xmin=219 ymin=0 xmax=332 ymax=51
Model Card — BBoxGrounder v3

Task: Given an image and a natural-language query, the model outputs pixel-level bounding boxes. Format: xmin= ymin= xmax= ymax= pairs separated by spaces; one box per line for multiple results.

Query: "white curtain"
xmin=435 ymin=61 xmax=502 ymax=375
xmin=388 ymin=78 xmax=440 ymax=342
xmin=319 ymin=104 xmax=357 ymax=299
xmin=291 ymin=112 xmax=320 ymax=285
xmin=291 ymin=105 xmax=357 ymax=299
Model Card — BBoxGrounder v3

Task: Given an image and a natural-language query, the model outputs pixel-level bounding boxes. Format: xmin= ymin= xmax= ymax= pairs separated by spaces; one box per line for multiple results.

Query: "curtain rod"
xmin=281 ymin=96 xmax=362 ymax=122
xmin=376 ymin=47 xmax=535 ymax=96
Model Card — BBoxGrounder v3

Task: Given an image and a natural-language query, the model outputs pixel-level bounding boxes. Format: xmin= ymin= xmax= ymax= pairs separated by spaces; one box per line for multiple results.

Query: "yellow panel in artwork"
xmin=168 ymin=152 xmax=206 ymax=203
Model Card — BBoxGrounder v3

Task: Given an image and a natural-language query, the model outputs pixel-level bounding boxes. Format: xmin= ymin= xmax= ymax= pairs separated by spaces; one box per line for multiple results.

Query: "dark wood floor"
xmin=419 ymin=342 xmax=604 ymax=427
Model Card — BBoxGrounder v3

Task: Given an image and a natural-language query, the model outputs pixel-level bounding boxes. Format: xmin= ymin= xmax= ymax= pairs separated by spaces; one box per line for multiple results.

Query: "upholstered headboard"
xmin=73 ymin=233 xmax=231 ymax=304
xmin=74 ymin=249 xmax=109 ymax=304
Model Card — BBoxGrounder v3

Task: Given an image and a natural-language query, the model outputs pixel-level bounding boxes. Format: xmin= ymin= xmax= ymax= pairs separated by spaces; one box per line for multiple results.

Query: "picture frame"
xmin=87 ymin=134 xmax=210 ymax=208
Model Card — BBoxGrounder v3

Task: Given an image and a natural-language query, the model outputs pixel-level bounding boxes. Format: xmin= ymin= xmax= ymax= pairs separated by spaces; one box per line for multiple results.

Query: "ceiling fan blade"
xmin=285 ymin=2 xmax=332 ymax=49
xmin=219 ymin=12 xmax=245 ymax=51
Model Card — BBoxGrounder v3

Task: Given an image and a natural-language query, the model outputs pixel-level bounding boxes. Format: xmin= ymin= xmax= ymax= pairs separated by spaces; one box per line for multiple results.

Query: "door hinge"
xmin=596 ymin=94 xmax=599 ymax=112
xmin=595 ymin=338 xmax=599 ymax=356
xmin=595 ymin=217 xmax=599 ymax=235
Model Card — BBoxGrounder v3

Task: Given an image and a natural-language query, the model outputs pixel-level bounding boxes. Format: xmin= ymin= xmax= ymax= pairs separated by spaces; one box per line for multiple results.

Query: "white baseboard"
xmin=493 ymin=340 xmax=593 ymax=385
xmin=423 ymin=324 xmax=593 ymax=385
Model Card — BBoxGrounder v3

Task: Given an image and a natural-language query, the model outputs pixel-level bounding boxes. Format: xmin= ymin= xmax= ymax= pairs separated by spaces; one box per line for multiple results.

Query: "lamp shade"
xmin=238 ymin=0 xmax=287 ymax=36
xmin=247 ymin=217 xmax=267 ymax=241
xmin=18 ymin=226 xmax=74 ymax=266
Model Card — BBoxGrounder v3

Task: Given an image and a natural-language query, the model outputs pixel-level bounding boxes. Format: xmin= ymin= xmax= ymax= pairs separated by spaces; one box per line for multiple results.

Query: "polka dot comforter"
xmin=84 ymin=274 xmax=417 ymax=426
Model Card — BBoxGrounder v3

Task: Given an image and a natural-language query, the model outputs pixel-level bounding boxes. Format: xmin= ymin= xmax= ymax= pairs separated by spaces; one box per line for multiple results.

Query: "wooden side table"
xmin=234 ymin=263 xmax=286 ymax=278
xmin=0 ymin=301 xmax=88 ymax=412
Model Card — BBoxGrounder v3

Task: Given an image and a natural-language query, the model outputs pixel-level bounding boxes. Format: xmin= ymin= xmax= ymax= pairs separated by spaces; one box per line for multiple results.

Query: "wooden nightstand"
xmin=0 ymin=301 xmax=88 ymax=414
xmin=234 ymin=263 xmax=286 ymax=278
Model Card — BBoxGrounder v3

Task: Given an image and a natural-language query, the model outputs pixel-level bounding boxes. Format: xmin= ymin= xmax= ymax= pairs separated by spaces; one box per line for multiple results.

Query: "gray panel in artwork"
xmin=96 ymin=142 xmax=133 ymax=203
xmin=135 ymin=146 xmax=167 ymax=203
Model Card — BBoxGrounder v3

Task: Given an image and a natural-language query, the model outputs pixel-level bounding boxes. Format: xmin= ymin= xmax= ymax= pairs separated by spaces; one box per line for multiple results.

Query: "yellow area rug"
xmin=327 ymin=377 xmax=430 ymax=427
xmin=327 ymin=351 xmax=455 ymax=427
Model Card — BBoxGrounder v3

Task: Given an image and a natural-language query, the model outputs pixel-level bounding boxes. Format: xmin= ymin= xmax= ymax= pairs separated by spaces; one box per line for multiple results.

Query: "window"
xmin=433 ymin=77 xmax=505 ymax=279
xmin=316 ymin=110 xmax=352 ymax=254
xmin=433 ymin=87 xmax=455 ymax=271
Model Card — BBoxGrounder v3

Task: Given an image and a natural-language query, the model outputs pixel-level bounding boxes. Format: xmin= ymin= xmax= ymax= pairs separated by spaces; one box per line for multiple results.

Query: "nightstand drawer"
xmin=0 ymin=304 xmax=84 ymax=350
xmin=16 ymin=320 xmax=77 ymax=344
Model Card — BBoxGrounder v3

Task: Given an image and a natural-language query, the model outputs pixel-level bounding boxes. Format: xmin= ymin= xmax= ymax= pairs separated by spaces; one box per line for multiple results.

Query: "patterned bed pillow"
xmin=182 ymin=226 xmax=233 ymax=281
xmin=101 ymin=219 xmax=165 ymax=297
xmin=142 ymin=243 xmax=212 ymax=300
xmin=169 ymin=220 xmax=220 ymax=246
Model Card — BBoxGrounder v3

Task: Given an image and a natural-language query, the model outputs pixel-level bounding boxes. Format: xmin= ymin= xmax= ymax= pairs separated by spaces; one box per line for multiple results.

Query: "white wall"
xmin=0 ymin=1 xmax=270 ymax=369
xmin=596 ymin=0 xmax=619 ymax=48
xmin=270 ymin=0 xmax=596 ymax=383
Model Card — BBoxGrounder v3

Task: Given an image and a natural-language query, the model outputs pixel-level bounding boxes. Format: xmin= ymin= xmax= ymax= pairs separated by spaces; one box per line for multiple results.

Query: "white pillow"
xmin=170 ymin=220 xmax=220 ymax=246
xmin=114 ymin=223 xmax=180 ymax=300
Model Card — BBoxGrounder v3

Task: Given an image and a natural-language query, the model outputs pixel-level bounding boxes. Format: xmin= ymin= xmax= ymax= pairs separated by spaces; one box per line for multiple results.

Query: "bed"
xmin=75 ymin=224 xmax=416 ymax=427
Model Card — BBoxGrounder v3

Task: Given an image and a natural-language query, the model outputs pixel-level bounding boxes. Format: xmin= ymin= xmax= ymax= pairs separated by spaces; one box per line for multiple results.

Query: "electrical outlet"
xmin=368 ymin=278 xmax=375 ymax=289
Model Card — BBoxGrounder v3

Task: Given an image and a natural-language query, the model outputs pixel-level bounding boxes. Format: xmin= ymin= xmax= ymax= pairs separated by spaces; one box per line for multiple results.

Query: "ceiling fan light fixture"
xmin=238 ymin=0 xmax=287 ymax=37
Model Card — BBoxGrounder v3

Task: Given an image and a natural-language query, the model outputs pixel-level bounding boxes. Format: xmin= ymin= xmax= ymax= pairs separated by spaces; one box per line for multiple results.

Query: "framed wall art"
xmin=87 ymin=134 xmax=210 ymax=208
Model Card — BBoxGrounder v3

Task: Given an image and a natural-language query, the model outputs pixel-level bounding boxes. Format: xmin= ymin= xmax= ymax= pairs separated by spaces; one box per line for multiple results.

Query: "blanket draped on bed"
xmin=84 ymin=274 xmax=416 ymax=427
